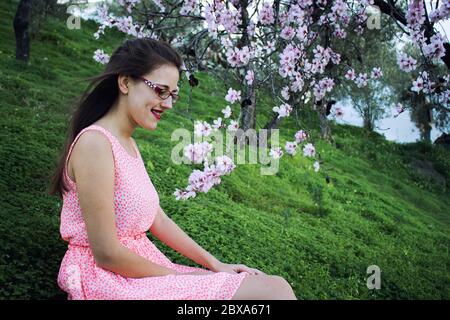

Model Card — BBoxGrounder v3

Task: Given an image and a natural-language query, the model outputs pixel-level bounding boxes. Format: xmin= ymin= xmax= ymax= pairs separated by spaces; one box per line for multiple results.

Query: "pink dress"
xmin=57 ymin=124 xmax=249 ymax=300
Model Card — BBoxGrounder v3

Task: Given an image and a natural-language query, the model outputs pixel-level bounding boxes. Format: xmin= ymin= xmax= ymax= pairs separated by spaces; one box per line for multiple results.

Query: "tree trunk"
xmin=236 ymin=0 xmax=256 ymax=132
xmin=319 ymin=107 xmax=332 ymax=140
xmin=420 ymin=124 xmax=431 ymax=143
xmin=13 ymin=0 xmax=32 ymax=61
xmin=363 ymin=117 xmax=374 ymax=131
xmin=418 ymin=103 xmax=433 ymax=144
xmin=239 ymin=87 xmax=256 ymax=131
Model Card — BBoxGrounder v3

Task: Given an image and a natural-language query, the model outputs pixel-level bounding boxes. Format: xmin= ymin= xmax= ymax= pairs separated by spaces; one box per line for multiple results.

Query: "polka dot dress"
xmin=57 ymin=124 xmax=249 ymax=300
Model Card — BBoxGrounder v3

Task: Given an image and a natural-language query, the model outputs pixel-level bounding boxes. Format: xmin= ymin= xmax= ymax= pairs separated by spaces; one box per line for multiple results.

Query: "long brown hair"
xmin=47 ymin=38 xmax=184 ymax=199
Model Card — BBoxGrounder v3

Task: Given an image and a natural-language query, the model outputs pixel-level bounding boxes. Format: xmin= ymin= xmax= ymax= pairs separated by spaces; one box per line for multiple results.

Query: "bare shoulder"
xmin=73 ymin=130 xmax=111 ymax=155
xmin=69 ymin=130 xmax=114 ymax=182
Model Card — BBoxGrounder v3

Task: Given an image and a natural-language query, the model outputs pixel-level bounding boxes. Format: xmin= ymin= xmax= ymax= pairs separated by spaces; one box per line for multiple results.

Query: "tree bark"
xmin=237 ymin=0 xmax=257 ymax=132
xmin=13 ymin=0 xmax=32 ymax=61
xmin=239 ymin=87 xmax=256 ymax=131
xmin=319 ymin=106 xmax=332 ymax=140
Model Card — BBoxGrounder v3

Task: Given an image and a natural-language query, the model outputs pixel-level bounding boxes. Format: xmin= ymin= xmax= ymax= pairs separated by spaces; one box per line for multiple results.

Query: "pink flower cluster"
xmin=397 ymin=53 xmax=417 ymax=72
xmin=225 ymin=88 xmax=242 ymax=104
xmin=429 ymin=2 xmax=450 ymax=23
xmin=204 ymin=0 xmax=241 ymax=37
xmin=180 ymin=0 xmax=197 ymax=15
xmin=422 ymin=34 xmax=446 ymax=61
xmin=284 ymin=142 xmax=298 ymax=155
xmin=411 ymin=71 xmax=434 ymax=94
xmin=184 ymin=142 xmax=213 ymax=164
xmin=269 ymin=147 xmax=283 ymax=159
xmin=303 ymin=143 xmax=316 ymax=157
xmin=273 ymin=103 xmax=293 ymax=118
xmin=355 ymin=73 xmax=368 ymax=88
xmin=93 ymin=49 xmax=110 ymax=64
xmin=226 ymin=46 xmax=252 ymax=67
xmin=272 ymin=129 xmax=319 ymax=171
xmin=259 ymin=1 xmax=275 ymax=25
xmin=245 ymin=70 xmax=254 ymax=85
xmin=194 ymin=121 xmax=213 ymax=137
xmin=313 ymin=77 xmax=335 ymax=101
xmin=278 ymin=44 xmax=302 ymax=79
xmin=174 ymin=155 xmax=236 ymax=200
xmin=371 ymin=67 xmax=383 ymax=79
xmin=406 ymin=1 xmax=426 ymax=45
xmin=295 ymin=130 xmax=308 ymax=143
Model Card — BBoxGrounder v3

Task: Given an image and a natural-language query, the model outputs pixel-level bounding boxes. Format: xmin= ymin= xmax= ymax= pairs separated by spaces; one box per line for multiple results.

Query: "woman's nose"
xmin=161 ymin=96 xmax=173 ymax=109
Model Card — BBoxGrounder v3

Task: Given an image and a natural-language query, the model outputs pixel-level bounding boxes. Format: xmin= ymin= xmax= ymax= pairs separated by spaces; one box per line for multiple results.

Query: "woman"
xmin=48 ymin=38 xmax=297 ymax=300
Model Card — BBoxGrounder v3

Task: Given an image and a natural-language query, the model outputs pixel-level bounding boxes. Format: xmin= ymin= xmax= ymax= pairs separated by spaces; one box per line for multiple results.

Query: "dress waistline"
xmin=68 ymin=233 xmax=147 ymax=249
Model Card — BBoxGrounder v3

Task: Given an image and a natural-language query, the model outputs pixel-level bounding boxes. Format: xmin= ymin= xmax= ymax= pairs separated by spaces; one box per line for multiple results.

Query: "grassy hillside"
xmin=1 ymin=0 xmax=449 ymax=299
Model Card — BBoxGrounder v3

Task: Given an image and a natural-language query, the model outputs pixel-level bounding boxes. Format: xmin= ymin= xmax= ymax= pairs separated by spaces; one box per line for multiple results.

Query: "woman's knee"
xmin=231 ymin=274 xmax=296 ymax=300
xmin=269 ymin=275 xmax=296 ymax=298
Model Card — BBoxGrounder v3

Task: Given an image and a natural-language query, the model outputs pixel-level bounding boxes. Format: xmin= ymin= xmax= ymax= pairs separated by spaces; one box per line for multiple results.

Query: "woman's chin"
xmin=145 ymin=121 xmax=158 ymax=131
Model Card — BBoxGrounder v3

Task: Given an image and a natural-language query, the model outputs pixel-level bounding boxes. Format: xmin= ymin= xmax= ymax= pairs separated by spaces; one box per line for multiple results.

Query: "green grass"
xmin=1 ymin=0 xmax=449 ymax=299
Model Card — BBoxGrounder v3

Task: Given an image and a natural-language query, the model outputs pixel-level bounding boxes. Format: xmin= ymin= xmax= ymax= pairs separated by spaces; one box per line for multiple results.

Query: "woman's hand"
xmin=211 ymin=262 xmax=266 ymax=276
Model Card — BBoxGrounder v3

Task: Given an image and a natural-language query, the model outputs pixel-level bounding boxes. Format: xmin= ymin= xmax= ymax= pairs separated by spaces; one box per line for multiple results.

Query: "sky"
xmin=61 ymin=0 xmax=449 ymax=143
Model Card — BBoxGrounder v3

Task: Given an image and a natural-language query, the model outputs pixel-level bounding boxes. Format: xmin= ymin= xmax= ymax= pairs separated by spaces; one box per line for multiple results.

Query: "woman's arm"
xmin=149 ymin=207 xmax=222 ymax=271
xmin=72 ymin=131 xmax=177 ymax=278
xmin=98 ymin=245 xmax=177 ymax=278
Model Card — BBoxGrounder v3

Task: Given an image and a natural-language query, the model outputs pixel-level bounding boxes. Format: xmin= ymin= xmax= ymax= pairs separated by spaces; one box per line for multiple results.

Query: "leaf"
xmin=146 ymin=160 xmax=154 ymax=171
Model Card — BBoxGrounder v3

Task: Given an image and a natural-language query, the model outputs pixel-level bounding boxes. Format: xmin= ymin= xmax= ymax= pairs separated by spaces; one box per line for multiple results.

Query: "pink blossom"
xmin=355 ymin=73 xmax=368 ymax=88
xmin=174 ymin=188 xmax=196 ymax=200
xmin=93 ymin=49 xmax=110 ymax=64
xmin=281 ymin=86 xmax=290 ymax=100
xmin=313 ymin=161 xmax=320 ymax=172
xmin=371 ymin=67 xmax=383 ymax=79
xmin=212 ymin=117 xmax=223 ymax=130
xmin=345 ymin=68 xmax=356 ymax=81
xmin=295 ymin=130 xmax=308 ymax=143
xmin=194 ymin=121 xmax=212 ymax=137
xmin=422 ymin=34 xmax=446 ymax=61
xmin=285 ymin=141 xmax=298 ymax=155
xmin=227 ymin=120 xmax=239 ymax=131
xmin=221 ymin=105 xmax=232 ymax=118
xmin=280 ymin=26 xmax=296 ymax=40
xmin=259 ymin=1 xmax=275 ymax=25
xmin=215 ymin=155 xmax=235 ymax=174
xmin=397 ymin=53 xmax=417 ymax=72
xmin=273 ymin=103 xmax=293 ymax=118
xmin=245 ymin=70 xmax=254 ymax=85
xmin=269 ymin=147 xmax=283 ymax=159
xmin=303 ymin=143 xmax=316 ymax=157
xmin=183 ymin=142 xmax=213 ymax=164
xmin=225 ymin=88 xmax=241 ymax=104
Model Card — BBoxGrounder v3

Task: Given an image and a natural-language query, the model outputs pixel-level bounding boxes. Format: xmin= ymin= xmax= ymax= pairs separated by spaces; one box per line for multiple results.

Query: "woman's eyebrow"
xmin=157 ymin=83 xmax=179 ymax=92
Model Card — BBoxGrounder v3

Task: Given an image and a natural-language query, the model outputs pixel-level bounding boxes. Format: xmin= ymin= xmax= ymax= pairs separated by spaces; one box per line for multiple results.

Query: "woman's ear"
xmin=117 ymin=75 xmax=129 ymax=95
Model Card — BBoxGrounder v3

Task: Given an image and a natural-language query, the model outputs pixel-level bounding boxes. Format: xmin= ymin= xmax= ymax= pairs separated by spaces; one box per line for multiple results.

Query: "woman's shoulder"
xmin=70 ymin=129 xmax=113 ymax=165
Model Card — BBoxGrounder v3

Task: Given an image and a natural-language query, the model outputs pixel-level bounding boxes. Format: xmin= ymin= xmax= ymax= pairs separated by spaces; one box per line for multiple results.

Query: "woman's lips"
xmin=151 ymin=109 xmax=162 ymax=121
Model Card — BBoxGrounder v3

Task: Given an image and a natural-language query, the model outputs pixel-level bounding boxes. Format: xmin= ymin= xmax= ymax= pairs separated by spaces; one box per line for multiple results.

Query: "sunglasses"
xmin=139 ymin=77 xmax=179 ymax=104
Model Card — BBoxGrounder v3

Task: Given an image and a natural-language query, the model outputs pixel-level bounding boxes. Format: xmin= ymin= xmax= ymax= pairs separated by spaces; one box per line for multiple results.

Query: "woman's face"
xmin=126 ymin=64 xmax=180 ymax=131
